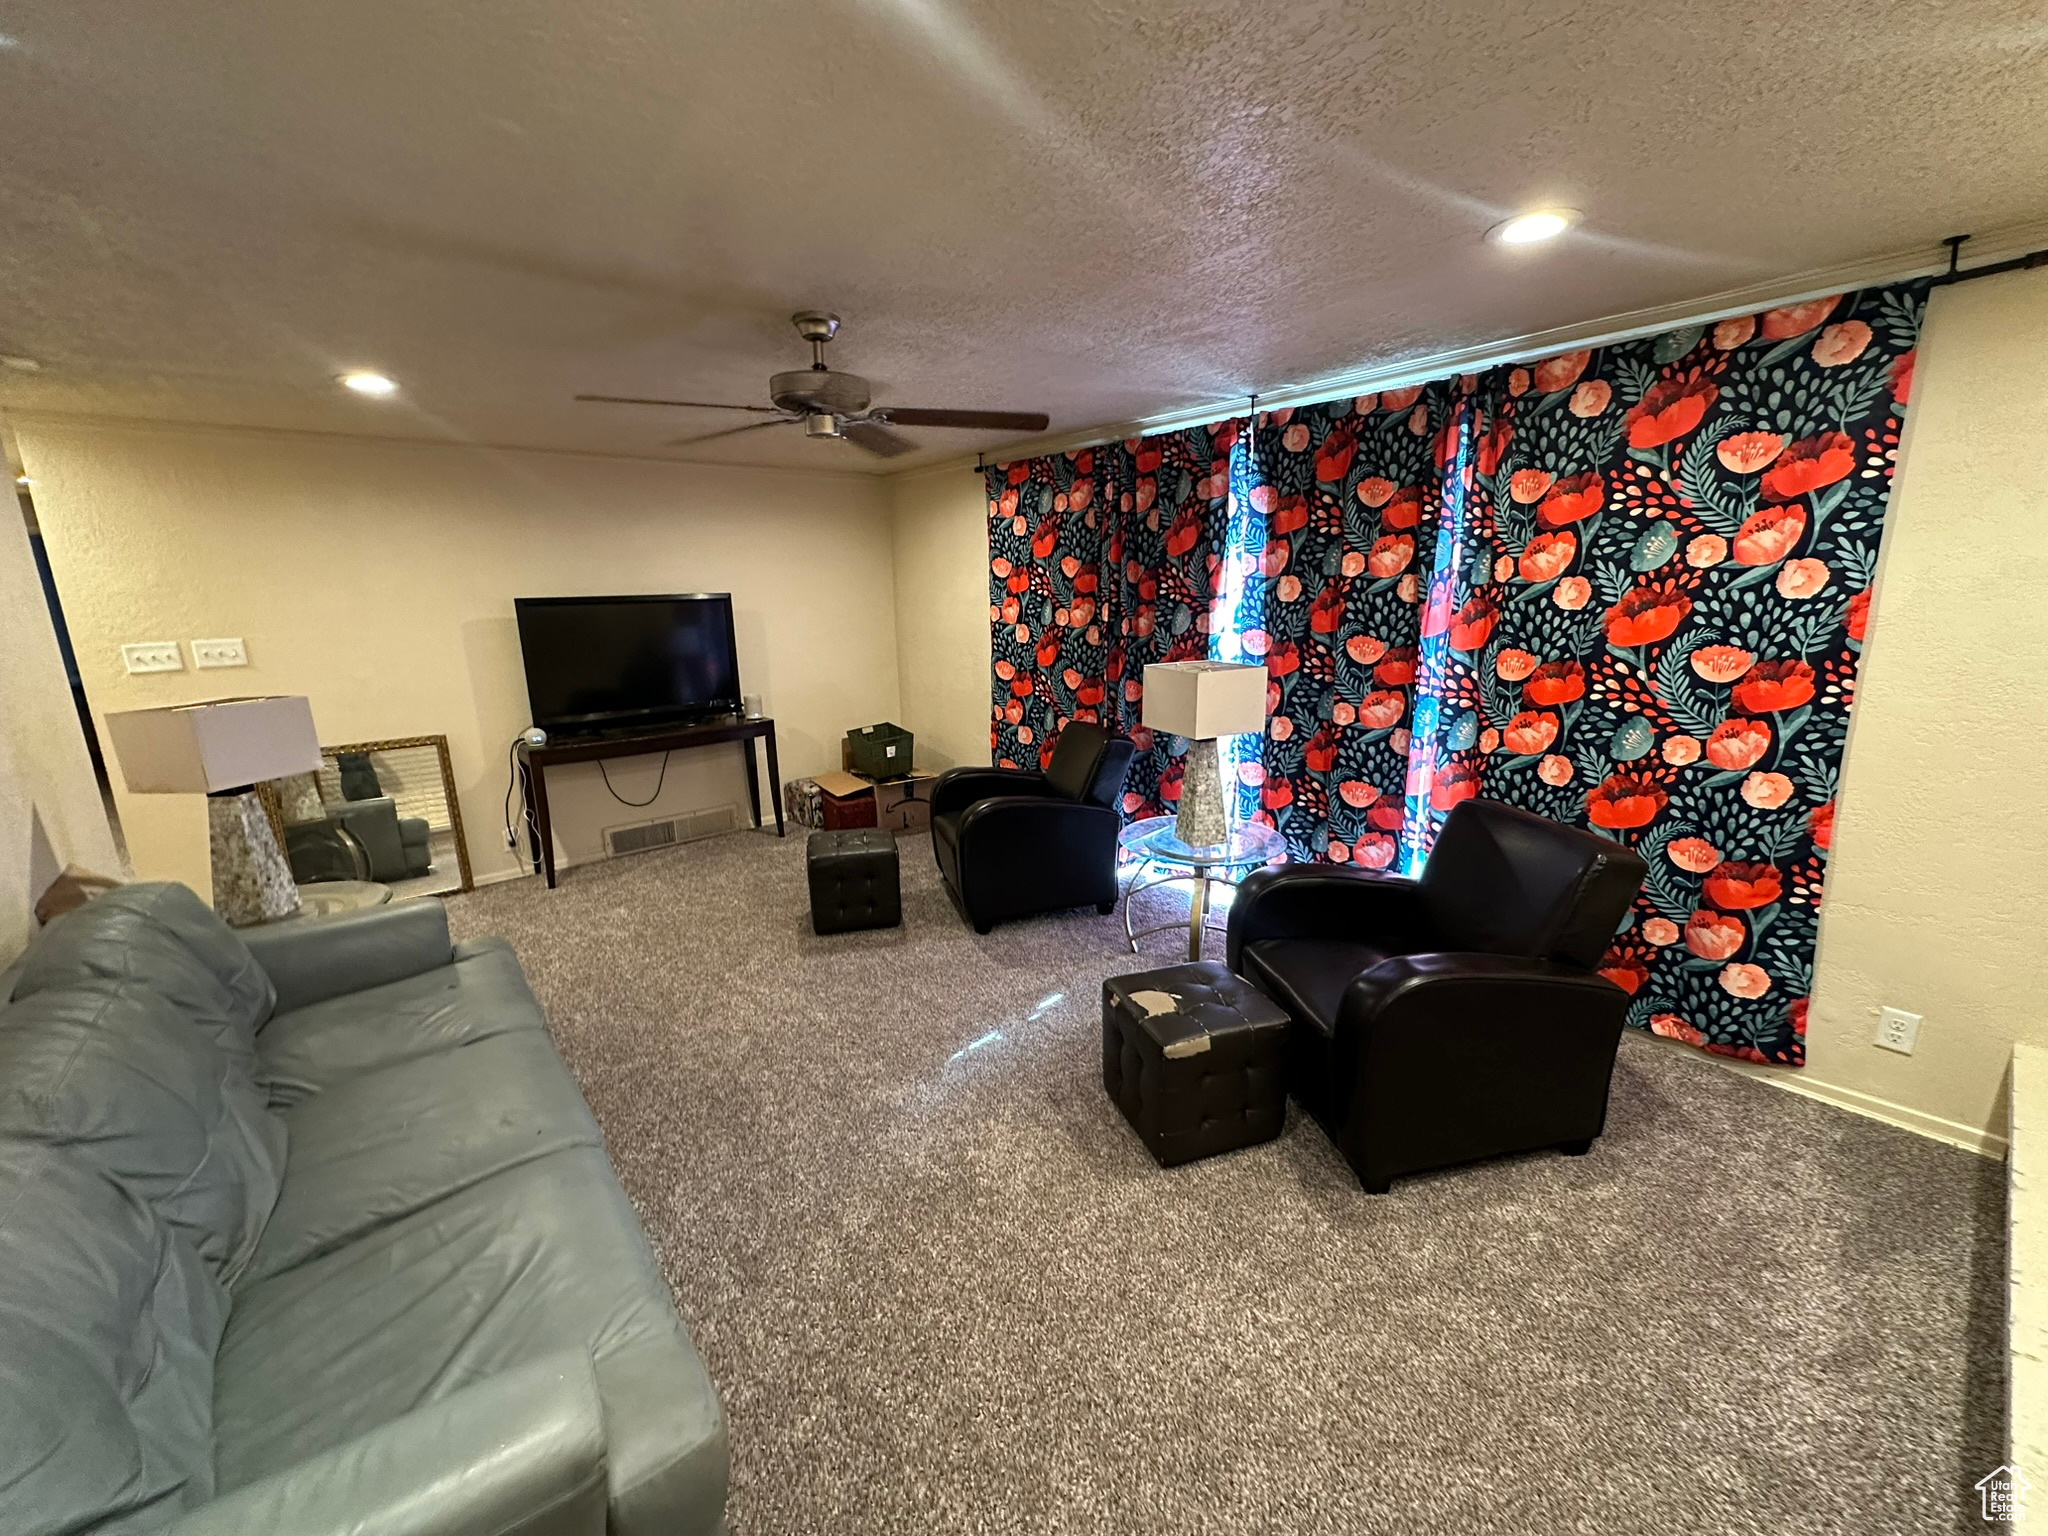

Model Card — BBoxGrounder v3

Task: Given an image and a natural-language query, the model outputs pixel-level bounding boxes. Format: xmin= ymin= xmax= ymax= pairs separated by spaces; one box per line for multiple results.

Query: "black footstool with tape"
xmin=1102 ymin=960 xmax=1290 ymax=1167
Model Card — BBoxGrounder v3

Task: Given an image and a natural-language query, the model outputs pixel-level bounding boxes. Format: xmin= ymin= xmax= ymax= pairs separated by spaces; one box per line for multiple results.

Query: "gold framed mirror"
xmin=262 ymin=734 xmax=473 ymax=907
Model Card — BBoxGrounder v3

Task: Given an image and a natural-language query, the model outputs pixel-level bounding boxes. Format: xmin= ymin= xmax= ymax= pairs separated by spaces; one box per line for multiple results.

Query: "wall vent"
xmin=601 ymin=804 xmax=740 ymax=859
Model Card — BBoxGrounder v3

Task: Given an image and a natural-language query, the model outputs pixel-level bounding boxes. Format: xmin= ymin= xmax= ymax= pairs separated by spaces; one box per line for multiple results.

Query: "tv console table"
xmin=516 ymin=716 xmax=783 ymax=889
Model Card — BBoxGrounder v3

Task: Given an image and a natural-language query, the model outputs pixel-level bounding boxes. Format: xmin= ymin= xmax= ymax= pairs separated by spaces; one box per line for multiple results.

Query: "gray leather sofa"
xmin=0 ymin=882 xmax=727 ymax=1536
xmin=285 ymin=797 xmax=434 ymax=885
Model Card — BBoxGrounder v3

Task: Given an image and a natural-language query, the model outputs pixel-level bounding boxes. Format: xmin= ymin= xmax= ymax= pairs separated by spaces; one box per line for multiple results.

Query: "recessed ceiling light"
xmin=1489 ymin=209 xmax=1579 ymax=246
xmin=0 ymin=354 xmax=41 ymax=373
xmin=338 ymin=371 xmax=399 ymax=397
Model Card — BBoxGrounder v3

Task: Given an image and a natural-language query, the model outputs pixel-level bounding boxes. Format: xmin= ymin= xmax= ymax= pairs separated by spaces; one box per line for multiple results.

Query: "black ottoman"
xmin=806 ymin=828 xmax=901 ymax=935
xmin=1102 ymin=961 xmax=1289 ymax=1167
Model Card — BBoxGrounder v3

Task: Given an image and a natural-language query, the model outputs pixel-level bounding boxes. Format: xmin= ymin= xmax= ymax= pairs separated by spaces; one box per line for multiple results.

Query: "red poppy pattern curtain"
xmin=1237 ymin=387 xmax=1460 ymax=869
xmin=983 ymin=284 xmax=1921 ymax=1067
xmin=985 ymin=422 xmax=1245 ymax=817
xmin=1240 ymin=283 xmax=1924 ymax=1065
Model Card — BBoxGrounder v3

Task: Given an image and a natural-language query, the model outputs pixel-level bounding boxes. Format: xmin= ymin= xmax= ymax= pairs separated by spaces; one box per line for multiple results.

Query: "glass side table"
xmin=1118 ymin=815 xmax=1288 ymax=961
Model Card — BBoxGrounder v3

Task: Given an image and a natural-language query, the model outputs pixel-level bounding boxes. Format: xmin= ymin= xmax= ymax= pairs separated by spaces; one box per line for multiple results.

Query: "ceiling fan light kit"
xmin=576 ymin=313 xmax=1049 ymax=458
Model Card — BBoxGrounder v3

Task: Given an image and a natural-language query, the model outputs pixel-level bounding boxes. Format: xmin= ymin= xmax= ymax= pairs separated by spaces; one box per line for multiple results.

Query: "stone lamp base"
xmin=208 ymin=788 xmax=302 ymax=927
xmin=1174 ymin=737 xmax=1230 ymax=848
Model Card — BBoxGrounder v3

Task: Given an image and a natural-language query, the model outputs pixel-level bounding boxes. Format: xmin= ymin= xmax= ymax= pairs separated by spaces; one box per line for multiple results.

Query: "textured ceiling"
xmin=3 ymin=0 xmax=2046 ymax=473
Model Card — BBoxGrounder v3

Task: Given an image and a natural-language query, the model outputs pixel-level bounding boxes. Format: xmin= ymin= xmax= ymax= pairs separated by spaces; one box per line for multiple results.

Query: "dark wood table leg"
xmin=530 ymin=760 xmax=558 ymax=888
xmin=743 ymin=731 xmax=762 ymax=830
xmin=766 ymin=725 xmax=784 ymax=836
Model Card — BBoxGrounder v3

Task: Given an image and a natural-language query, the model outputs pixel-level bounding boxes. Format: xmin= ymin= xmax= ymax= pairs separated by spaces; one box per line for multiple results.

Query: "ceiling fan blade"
xmin=576 ymin=394 xmax=782 ymax=412
xmin=874 ymin=408 xmax=1051 ymax=432
xmin=666 ymin=418 xmax=801 ymax=447
xmin=841 ymin=421 xmax=918 ymax=458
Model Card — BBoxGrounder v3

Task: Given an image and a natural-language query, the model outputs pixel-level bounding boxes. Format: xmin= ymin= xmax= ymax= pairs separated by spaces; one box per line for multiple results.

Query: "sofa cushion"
xmin=241 ymin=1030 xmax=605 ymax=1286
xmin=0 ymin=1145 xmax=229 ymax=1535
xmin=255 ymin=938 xmax=546 ymax=1108
xmin=9 ymin=883 xmax=275 ymax=1070
xmin=0 ymin=981 xmax=285 ymax=1284
xmin=214 ymin=1148 xmax=728 ymax=1536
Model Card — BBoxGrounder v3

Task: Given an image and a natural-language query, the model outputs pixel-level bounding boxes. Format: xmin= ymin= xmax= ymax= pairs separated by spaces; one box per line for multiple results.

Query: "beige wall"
xmin=885 ymin=271 xmax=2048 ymax=1153
xmin=888 ymin=464 xmax=993 ymax=773
xmin=0 ymin=496 xmax=124 ymax=957
xmin=18 ymin=420 xmax=900 ymax=896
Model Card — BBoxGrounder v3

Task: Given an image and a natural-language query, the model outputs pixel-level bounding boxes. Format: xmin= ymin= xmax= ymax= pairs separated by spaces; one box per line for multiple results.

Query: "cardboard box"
xmin=809 ymin=768 xmax=938 ymax=835
xmin=813 ymin=770 xmax=878 ymax=830
xmin=873 ymin=772 xmax=938 ymax=834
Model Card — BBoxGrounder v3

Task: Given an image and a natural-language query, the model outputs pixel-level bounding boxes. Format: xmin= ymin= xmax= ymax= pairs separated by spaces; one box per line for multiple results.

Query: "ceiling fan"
xmin=575 ymin=312 xmax=1050 ymax=458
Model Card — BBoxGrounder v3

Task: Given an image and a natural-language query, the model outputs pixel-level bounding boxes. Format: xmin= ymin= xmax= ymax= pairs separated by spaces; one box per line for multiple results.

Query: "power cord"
xmin=503 ymin=735 xmax=531 ymax=850
xmin=599 ymin=750 xmax=671 ymax=808
xmin=503 ymin=733 xmax=673 ymax=854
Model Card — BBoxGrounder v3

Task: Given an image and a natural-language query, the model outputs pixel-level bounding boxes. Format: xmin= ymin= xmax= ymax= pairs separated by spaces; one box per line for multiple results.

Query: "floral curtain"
xmin=1239 ymin=284 xmax=1923 ymax=1065
xmin=985 ymin=422 xmax=1243 ymax=818
xmin=1237 ymin=387 xmax=1460 ymax=869
xmin=1436 ymin=288 xmax=1920 ymax=1065
xmin=986 ymin=283 xmax=1922 ymax=1068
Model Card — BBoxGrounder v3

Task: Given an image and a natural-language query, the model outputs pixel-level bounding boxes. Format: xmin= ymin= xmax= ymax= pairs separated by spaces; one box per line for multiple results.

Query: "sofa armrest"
xmin=1339 ymin=951 xmax=1629 ymax=1034
xmin=931 ymin=767 xmax=1055 ymax=817
xmin=950 ymin=796 xmax=1120 ymax=918
xmin=1331 ymin=952 xmax=1630 ymax=1156
xmin=956 ymin=795 xmax=1118 ymax=861
xmin=243 ymin=899 xmax=454 ymax=1018
xmin=1225 ymin=865 xmax=1432 ymax=974
xmin=164 ymin=1351 xmax=608 ymax=1536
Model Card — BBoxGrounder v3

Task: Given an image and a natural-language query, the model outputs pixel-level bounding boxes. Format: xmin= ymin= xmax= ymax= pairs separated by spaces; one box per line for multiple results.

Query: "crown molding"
xmin=898 ymin=217 xmax=2048 ymax=478
xmin=0 ymin=408 xmax=890 ymax=487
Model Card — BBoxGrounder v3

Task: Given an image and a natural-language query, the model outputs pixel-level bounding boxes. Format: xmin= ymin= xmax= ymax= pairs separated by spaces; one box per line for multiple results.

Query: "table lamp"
xmin=103 ymin=696 xmax=323 ymax=927
xmin=1141 ymin=661 xmax=1267 ymax=847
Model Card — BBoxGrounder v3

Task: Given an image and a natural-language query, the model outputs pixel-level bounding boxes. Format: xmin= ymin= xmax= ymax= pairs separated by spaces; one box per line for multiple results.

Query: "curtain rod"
xmin=968 ymin=232 xmax=2048 ymax=475
xmin=1929 ymin=232 xmax=2048 ymax=287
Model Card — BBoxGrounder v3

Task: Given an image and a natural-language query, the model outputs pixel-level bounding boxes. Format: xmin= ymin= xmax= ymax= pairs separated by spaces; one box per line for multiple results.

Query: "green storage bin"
xmin=846 ymin=721 xmax=914 ymax=778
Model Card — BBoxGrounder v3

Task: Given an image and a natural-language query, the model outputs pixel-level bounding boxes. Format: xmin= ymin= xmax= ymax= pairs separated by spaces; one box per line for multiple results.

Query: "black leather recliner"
xmin=930 ymin=722 xmax=1136 ymax=934
xmin=1226 ymin=799 xmax=1648 ymax=1193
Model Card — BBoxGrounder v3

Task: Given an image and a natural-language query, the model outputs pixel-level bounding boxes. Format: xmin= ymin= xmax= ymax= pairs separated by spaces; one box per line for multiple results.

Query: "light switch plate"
xmin=1875 ymin=1006 xmax=1921 ymax=1054
xmin=191 ymin=637 xmax=248 ymax=669
xmin=121 ymin=641 xmax=184 ymax=674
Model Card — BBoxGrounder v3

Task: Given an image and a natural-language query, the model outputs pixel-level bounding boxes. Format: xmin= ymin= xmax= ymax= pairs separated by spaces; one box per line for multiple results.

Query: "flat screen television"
xmin=515 ymin=593 xmax=741 ymax=737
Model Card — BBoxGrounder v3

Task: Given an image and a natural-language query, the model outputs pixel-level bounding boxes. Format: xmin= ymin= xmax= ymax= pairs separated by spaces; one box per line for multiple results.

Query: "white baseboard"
xmin=1710 ymin=1054 xmax=2006 ymax=1158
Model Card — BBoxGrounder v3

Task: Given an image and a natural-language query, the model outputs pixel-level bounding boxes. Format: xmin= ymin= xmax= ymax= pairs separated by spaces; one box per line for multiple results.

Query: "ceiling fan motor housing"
xmin=770 ymin=368 xmax=871 ymax=416
xmin=579 ymin=309 xmax=1047 ymax=452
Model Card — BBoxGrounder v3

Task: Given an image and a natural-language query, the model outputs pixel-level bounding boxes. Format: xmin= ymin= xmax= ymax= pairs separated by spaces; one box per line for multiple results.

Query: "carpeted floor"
xmin=447 ymin=828 xmax=2005 ymax=1535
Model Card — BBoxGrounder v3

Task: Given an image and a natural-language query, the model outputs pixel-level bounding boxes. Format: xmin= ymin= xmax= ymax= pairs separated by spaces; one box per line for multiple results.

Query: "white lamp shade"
xmin=1140 ymin=661 xmax=1267 ymax=739
xmin=104 ymin=696 xmax=323 ymax=794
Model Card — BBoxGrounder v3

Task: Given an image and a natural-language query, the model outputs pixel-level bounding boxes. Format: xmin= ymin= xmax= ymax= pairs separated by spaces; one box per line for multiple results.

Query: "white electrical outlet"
xmin=1874 ymin=1006 xmax=1922 ymax=1055
xmin=121 ymin=641 xmax=184 ymax=674
xmin=191 ymin=637 xmax=248 ymax=669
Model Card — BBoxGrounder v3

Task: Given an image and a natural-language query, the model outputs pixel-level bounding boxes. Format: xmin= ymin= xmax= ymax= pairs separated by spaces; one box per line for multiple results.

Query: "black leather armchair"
xmin=930 ymin=722 xmax=1136 ymax=933
xmin=1226 ymin=799 xmax=1647 ymax=1193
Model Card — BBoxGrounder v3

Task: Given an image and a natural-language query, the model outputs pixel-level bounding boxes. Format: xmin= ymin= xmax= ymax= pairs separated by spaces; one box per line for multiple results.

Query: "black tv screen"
xmin=515 ymin=594 xmax=741 ymax=735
